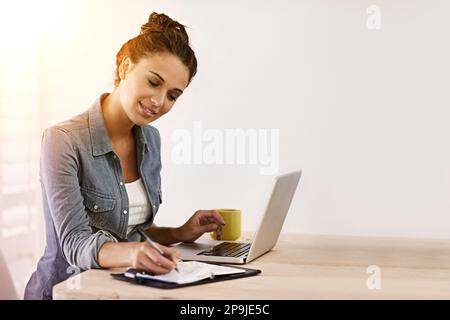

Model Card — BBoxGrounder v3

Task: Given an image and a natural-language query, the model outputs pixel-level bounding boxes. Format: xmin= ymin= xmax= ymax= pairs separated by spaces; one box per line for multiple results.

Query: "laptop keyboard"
xmin=198 ymin=242 xmax=251 ymax=258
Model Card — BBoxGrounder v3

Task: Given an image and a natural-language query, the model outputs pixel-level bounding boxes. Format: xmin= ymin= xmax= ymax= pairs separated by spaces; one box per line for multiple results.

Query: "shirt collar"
xmin=133 ymin=123 xmax=150 ymax=154
xmin=88 ymin=93 xmax=149 ymax=157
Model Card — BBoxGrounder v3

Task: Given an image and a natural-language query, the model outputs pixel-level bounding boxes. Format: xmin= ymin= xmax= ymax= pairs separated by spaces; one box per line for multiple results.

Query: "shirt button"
xmin=93 ymin=205 xmax=98 ymax=210
xmin=123 ymin=210 xmax=128 ymax=215
xmin=153 ymin=205 xmax=156 ymax=209
xmin=119 ymin=182 xmax=124 ymax=186
xmin=113 ymin=155 xmax=117 ymax=159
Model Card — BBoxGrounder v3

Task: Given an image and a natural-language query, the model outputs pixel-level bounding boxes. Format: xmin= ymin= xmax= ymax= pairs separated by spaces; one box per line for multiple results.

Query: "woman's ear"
xmin=119 ymin=56 xmax=131 ymax=81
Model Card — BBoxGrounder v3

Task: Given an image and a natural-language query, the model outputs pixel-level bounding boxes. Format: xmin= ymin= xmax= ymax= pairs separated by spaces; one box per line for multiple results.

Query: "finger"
xmin=198 ymin=210 xmax=226 ymax=226
xmin=159 ymin=245 xmax=181 ymax=264
xmin=216 ymin=225 xmax=223 ymax=240
xmin=199 ymin=213 xmax=215 ymax=225
xmin=198 ymin=223 xmax=219 ymax=234
xmin=138 ymin=255 xmax=172 ymax=275
xmin=205 ymin=217 xmax=218 ymax=226
xmin=147 ymin=241 xmax=179 ymax=262
xmin=210 ymin=210 xmax=226 ymax=226
xmin=154 ymin=253 xmax=176 ymax=271
xmin=144 ymin=247 xmax=175 ymax=271
xmin=203 ymin=216 xmax=223 ymax=237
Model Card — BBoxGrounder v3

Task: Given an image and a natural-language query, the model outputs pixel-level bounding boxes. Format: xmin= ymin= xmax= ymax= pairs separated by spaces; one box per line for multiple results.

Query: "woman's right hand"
xmin=130 ymin=241 xmax=180 ymax=274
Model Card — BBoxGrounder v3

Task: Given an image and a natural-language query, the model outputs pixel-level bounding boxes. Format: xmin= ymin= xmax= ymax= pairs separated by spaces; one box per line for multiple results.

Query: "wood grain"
xmin=53 ymin=233 xmax=450 ymax=299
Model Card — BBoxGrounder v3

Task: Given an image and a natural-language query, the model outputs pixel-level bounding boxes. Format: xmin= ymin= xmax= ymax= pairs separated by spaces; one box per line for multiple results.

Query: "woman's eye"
xmin=148 ymin=79 xmax=178 ymax=101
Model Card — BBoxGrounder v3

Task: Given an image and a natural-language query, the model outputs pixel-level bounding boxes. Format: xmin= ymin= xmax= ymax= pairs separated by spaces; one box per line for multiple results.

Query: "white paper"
xmin=134 ymin=261 xmax=246 ymax=285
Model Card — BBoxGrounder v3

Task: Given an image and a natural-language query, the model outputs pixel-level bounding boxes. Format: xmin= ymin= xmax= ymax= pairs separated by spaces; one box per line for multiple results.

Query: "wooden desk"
xmin=53 ymin=233 xmax=450 ymax=299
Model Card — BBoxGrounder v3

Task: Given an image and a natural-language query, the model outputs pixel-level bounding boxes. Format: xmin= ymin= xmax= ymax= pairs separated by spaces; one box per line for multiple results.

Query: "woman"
xmin=25 ymin=12 xmax=225 ymax=300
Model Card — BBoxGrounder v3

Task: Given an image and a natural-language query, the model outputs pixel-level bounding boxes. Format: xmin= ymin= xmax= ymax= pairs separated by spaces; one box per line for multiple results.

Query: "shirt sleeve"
xmin=40 ymin=126 xmax=118 ymax=270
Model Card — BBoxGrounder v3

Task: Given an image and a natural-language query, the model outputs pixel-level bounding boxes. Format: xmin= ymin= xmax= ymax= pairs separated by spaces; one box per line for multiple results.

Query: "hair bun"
xmin=140 ymin=12 xmax=189 ymax=42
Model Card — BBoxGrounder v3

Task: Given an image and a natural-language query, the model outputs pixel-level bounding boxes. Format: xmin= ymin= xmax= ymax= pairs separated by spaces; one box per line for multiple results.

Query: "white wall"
xmin=40 ymin=0 xmax=450 ymax=239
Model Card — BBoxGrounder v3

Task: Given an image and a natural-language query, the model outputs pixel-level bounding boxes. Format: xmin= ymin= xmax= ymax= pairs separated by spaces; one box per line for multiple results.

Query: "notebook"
xmin=111 ymin=261 xmax=261 ymax=289
xmin=125 ymin=261 xmax=246 ymax=285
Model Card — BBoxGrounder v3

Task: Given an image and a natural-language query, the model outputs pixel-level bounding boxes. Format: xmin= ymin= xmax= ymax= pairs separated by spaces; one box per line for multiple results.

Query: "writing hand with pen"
xmin=130 ymin=210 xmax=225 ymax=275
xmin=131 ymin=228 xmax=181 ymax=275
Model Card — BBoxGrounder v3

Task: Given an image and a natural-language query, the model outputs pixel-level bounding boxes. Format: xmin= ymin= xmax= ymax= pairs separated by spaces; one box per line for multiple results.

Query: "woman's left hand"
xmin=176 ymin=210 xmax=226 ymax=243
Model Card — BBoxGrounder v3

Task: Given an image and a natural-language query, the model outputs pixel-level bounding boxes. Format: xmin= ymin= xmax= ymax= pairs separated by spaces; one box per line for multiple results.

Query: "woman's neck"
xmin=101 ymin=90 xmax=135 ymax=142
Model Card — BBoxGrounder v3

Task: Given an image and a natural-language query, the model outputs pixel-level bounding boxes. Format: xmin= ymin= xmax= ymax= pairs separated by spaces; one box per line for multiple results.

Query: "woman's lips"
xmin=138 ymin=101 xmax=157 ymax=118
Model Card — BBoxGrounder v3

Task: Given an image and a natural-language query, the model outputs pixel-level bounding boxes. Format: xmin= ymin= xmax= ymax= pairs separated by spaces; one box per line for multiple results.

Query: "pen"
xmin=137 ymin=228 xmax=180 ymax=272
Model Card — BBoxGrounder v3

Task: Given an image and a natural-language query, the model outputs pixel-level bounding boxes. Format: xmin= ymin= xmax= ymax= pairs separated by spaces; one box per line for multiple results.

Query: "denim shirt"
xmin=24 ymin=93 xmax=162 ymax=299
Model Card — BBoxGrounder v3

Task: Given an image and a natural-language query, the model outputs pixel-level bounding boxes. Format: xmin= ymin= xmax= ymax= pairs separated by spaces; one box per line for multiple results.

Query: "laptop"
xmin=174 ymin=170 xmax=302 ymax=264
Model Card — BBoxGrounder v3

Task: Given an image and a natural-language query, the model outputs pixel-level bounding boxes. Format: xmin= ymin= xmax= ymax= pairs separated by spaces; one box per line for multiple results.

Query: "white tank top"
xmin=124 ymin=178 xmax=151 ymax=235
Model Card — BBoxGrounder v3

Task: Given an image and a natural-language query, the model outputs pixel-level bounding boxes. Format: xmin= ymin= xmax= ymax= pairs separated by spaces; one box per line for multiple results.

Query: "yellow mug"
xmin=211 ymin=209 xmax=241 ymax=241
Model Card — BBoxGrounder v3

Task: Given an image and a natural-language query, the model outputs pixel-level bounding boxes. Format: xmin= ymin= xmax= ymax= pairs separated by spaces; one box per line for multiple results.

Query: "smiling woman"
xmin=24 ymin=12 xmax=225 ymax=300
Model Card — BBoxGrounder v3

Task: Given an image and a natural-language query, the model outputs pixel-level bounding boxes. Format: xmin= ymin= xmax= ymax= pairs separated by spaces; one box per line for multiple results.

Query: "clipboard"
xmin=110 ymin=264 xmax=262 ymax=289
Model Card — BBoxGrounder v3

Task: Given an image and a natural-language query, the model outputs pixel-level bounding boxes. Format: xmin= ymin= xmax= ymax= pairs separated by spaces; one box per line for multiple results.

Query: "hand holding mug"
xmin=211 ymin=209 xmax=241 ymax=241
xmin=176 ymin=209 xmax=226 ymax=242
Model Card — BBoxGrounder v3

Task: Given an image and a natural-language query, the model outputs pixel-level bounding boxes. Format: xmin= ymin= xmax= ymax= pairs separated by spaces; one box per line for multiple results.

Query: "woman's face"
xmin=118 ymin=52 xmax=190 ymax=126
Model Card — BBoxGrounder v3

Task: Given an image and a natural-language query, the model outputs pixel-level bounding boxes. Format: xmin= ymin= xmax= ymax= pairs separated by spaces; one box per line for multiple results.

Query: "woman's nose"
xmin=149 ymin=95 xmax=164 ymax=108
